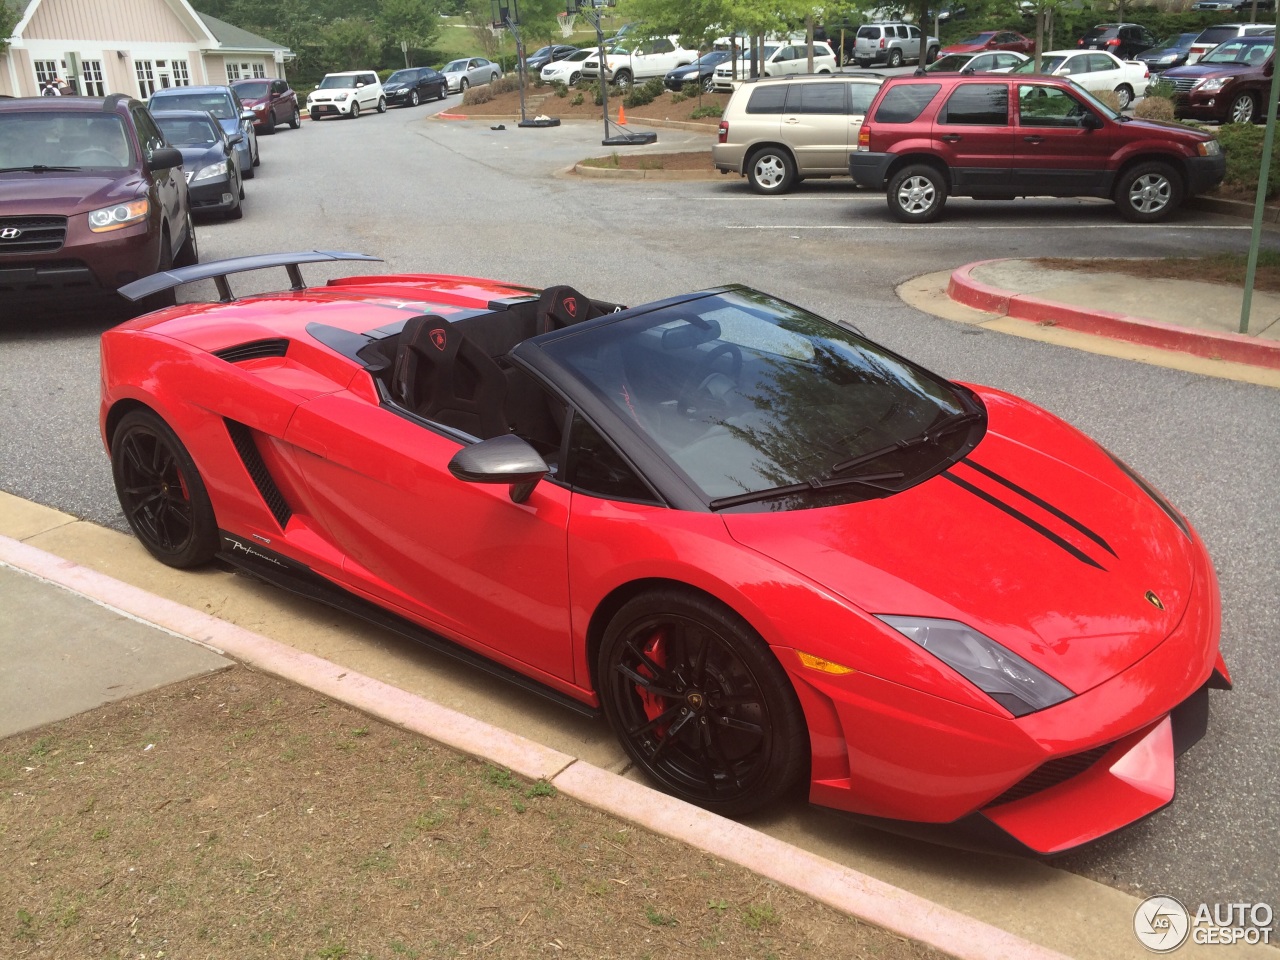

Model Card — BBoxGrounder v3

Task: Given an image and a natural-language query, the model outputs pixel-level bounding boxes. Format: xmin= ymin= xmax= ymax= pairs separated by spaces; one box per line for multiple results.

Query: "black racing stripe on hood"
xmin=960 ymin=459 xmax=1117 ymax=558
xmin=943 ymin=472 xmax=1106 ymax=571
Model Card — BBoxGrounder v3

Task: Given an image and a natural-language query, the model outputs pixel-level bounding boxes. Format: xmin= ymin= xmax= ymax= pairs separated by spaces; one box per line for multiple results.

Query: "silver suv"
xmin=853 ymin=23 xmax=939 ymax=68
xmin=712 ymin=74 xmax=884 ymax=193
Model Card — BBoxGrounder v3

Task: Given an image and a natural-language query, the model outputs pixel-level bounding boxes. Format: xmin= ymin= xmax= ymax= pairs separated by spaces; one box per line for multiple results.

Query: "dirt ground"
xmin=1 ymin=666 xmax=940 ymax=960
xmin=451 ymin=83 xmax=727 ymax=128
xmin=1034 ymin=254 xmax=1280 ymax=292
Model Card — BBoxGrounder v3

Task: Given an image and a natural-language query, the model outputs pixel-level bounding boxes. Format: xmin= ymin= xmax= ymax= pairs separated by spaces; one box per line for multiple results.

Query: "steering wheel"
xmin=678 ymin=343 xmax=743 ymax=418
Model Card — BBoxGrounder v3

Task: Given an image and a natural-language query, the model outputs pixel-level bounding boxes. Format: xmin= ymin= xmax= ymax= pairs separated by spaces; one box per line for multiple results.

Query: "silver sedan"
xmin=441 ymin=57 xmax=503 ymax=94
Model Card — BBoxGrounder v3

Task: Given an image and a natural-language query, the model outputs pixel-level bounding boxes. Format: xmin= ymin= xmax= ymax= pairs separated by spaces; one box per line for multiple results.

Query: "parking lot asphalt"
xmin=4 ymin=97 xmax=1279 ymax=959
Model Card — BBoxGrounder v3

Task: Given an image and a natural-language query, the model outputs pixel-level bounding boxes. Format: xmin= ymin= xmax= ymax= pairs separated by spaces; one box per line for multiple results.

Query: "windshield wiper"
xmin=708 ymin=470 xmax=905 ymax=511
xmin=829 ymin=410 xmax=985 ymax=475
xmin=0 ymin=165 xmax=80 ymax=173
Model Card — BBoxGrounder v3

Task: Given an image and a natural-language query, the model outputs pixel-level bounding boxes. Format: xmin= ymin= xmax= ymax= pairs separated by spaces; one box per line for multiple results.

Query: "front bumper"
xmin=187 ymin=174 xmax=238 ymax=216
xmin=308 ymin=99 xmax=354 ymax=117
xmin=1184 ymin=152 xmax=1227 ymax=196
xmin=784 ymin=527 xmax=1227 ymax=855
xmin=0 ymin=212 xmax=160 ymax=299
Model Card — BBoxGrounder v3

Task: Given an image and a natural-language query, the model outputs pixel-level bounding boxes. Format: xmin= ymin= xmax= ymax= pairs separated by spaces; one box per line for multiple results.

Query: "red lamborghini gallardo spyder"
xmin=100 ymin=252 xmax=1230 ymax=855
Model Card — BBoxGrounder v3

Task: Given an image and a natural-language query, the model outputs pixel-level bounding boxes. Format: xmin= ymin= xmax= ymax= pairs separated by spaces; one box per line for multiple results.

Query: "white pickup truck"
xmin=581 ymin=35 xmax=699 ymax=87
xmin=1009 ymin=49 xmax=1150 ymax=109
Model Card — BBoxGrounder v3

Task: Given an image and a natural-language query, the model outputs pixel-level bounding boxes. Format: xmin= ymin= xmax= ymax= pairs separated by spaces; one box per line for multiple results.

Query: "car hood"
xmin=1163 ymin=61 xmax=1263 ymax=81
xmin=721 ymin=387 xmax=1195 ymax=695
xmin=172 ymin=145 xmax=227 ymax=168
xmin=1114 ymin=115 xmax=1217 ymax=141
xmin=0 ymin=171 xmax=147 ymax=216
xmin=239 ymin=95 xmax=269 ymax=107
xmin=942 ymin=43 xmax=989 ymax=53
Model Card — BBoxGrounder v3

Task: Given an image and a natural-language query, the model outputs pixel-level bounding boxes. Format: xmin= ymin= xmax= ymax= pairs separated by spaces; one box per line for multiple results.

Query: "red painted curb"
xmin=436 ymin=111 xmax=469 ymax=120
xmin=948 ymin=260 xmax=1280 ymax=371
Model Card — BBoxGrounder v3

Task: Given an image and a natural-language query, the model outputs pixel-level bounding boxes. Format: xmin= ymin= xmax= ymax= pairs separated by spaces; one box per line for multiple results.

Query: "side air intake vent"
xmin=224 ymin=419 xmax=293 ymax=529
xmin=213 ymin=338 xmax=290 ymax=363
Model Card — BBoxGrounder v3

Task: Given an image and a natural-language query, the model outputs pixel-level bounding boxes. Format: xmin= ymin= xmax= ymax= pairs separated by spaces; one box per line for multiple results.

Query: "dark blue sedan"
xmin=664 ymin=50 xmax=732 ymax=91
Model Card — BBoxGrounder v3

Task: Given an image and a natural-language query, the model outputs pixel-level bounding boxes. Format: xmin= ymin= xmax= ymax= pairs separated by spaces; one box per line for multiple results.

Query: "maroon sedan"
xmin=941 ymin=31 xmax=1035 ymax=55
xmin=230 ymin=78 xmax=300 ymax=134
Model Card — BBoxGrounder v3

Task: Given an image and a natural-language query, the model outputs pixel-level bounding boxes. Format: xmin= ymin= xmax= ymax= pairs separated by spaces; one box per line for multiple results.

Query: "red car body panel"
xmin=942 ymin=31 xmax=1035 ymax=55
xmin=99 ymin=270 xmax=1227 ymax=855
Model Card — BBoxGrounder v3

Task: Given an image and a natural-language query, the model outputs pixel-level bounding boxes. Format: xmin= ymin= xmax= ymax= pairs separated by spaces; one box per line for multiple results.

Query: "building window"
xmin=252 ymin=62 xmax=266 ymax=78
xmin=135 ymin=60 xmax=158 ymax=97
xmin=172 ymin=60 xmax=190 ymax=86
xmin=34 ymin=60 xmax=59 ymax=87
xmin=225 ymin=61 xmax=241 ymax=80
xmin=81 ymin=60 xmax=106 ymax=96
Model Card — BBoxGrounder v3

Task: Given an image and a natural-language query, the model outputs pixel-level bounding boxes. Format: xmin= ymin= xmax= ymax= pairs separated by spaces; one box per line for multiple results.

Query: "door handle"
xmin=1023 ymin=135 xmax=1043 ymax=143
xmin=940 ymin=134 xmax=962 ymax=143
xmin=783 ymin=117 xmax=800 ymax=124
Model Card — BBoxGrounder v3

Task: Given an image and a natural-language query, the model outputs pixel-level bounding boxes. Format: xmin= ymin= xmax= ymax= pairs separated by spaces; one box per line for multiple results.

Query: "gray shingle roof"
xmin=196 ymin=11 xmax=290 ymax=54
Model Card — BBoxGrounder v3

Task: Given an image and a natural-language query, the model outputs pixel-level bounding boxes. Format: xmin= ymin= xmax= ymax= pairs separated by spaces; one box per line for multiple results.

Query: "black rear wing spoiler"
xmin=118 ymin=250 xmax=383 ymax=302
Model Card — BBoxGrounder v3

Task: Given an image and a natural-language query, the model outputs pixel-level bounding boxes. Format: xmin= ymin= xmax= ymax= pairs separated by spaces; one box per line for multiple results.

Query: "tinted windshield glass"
xmin=152 ymin=92 xmax=235 ymax=118
xmin=233 ymin=81 xmax=270 ymax=98
xmin=928 ymin=53 xmax=973 ymax=71
xmin=1011 ymin=56 xmax=1065 ymax=73
xmin=386 ymin=70 xmax=416 ymax=83
xmin=155 ymin=115 xmax=219 ymax=145
xmin=695 ymin=50 xmax=729 ymax=66
xmin=1202 ymin=38 xmax=1274 ymax=64
xmin=541 ymin=289 xmax=982 ymax=509
xmin=318 ymin=75 xmax=358 ymax=89
xmin=0 ymin=113 xmax=134 ymax=168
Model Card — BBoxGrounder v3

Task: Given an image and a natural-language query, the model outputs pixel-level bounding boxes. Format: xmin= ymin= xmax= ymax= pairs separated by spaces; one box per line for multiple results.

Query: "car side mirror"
xmin=356 ymin=81 xmax=365 ymax=88
xmin=240 ymin=110 xmax=255 ymax=121
xmin=227 ymin=132 xmax=244 ymax=146
xmin=1080 ymin=111 xmax=1104 ymax=130
xmin=148 ymin=146 xmax=183 ymax=171
xmin=448 ymin=434 xmax=549 ymax=504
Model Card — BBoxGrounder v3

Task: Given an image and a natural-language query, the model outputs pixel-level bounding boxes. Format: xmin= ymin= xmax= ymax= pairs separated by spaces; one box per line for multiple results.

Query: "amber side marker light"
xmin=796 ymin=652 xmax=856 ymax=675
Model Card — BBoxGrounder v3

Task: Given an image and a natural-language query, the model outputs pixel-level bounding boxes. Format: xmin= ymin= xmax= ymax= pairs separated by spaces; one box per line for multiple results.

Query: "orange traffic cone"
xmin=617 ymin=104 xmax=627 ymax=125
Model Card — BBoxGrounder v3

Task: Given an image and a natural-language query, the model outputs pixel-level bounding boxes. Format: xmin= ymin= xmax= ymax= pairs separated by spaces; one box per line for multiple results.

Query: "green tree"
xmin=379 ymin=0 xmax=442 ymax=54
xmin=1 ymin=1 xmax=20 ymax=51
xmin=323 ymin=17 xmax=382 ymax=67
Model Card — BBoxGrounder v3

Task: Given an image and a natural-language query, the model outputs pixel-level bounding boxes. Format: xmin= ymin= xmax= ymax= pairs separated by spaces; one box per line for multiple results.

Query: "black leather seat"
xmin=536 ymin=284 xmax=600 ymax=333
xmin=392 ymin=314 xmax=509 ymax=439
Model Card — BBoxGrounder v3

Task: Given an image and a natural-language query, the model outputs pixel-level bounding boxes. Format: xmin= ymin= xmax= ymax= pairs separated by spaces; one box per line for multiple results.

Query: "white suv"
xmin=712 ymin=42 xmax=839 ymax=92
xmin=581 ymin=35 xmax=699 ymax=87
xmin=853 ymin=23 xmax=939 ymax=68
xmin=306 ymin=71 xmax=386 ymax=120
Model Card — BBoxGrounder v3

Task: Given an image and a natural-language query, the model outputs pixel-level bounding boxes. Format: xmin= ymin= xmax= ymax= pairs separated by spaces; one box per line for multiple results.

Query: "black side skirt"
xmin=216 ymin=532 xmax=600 ymax=719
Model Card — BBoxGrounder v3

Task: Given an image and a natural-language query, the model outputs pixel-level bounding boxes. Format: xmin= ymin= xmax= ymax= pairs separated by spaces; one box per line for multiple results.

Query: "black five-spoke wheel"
xmin=111 ymin=410 xmax=218 ymax=568
xmin=599 ymin=591 xmax=808 ymax=816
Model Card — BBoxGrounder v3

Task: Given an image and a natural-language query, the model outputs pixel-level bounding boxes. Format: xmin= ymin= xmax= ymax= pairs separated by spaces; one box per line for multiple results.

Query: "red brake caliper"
xmin=636 ymin=626 xmax=670 ymax=736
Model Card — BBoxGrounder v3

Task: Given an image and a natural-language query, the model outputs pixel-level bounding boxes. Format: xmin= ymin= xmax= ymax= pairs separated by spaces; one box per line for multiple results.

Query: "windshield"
xmin=695 ymin=50 xmax=729 ymax=66
xmin=0 ymin=113 xmax=134 ymax=169
xmin=152 ymin=92 xmax=236 ymax=118
xmin=927 ymin=53 xmax=974 ymax=71
xmin=318 ymin=75 xmax=359 ymax=89
xmin=541 ymin=288 xmax=983 ymax=509
xmin=1201 ymin=38 xmax=1274 ymax=64
xmin=1011 ymin=56 xmax=1065 ymax=74
xmin=155 ymin=115 xmax=220 ymax=146
xmin=233 ymin=81 xmax=270 ymax=98
xmin=443 ymin=60 xmax=469 ymax=72
xmin=386 ymin=70 xmax=418 ymax=84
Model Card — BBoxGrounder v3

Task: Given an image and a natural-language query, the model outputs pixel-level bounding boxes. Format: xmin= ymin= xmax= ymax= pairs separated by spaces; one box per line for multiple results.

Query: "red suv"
xmin=0 ymin=94 xmax=197 ymax=312
xmin=230 ymin=78 xmax=301 ymax=133
xmin=848 ymin=75 xmax=1225 ymax=223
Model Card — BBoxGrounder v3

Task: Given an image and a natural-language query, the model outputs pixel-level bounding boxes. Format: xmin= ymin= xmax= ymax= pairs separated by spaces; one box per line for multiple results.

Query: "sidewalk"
xmin=900 ymin=258 xmax=1280 ymax=389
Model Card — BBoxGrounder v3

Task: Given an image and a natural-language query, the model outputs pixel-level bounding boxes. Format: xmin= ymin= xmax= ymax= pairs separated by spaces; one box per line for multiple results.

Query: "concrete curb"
xmin=947 ymin=259 xmax=1280 ymax=371
xmin=0 ymin=531 xmax=1067 ymax=960
xmin=430 ymin=112 xmax=719 ymax=134
xmin=573 ymin=161 xmax=717 ymax=180
xmin=1186 ymin=194 xmax=1280 ymax=223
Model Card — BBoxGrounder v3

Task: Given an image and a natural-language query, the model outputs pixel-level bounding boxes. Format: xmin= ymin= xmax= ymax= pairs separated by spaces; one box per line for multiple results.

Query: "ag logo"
xmin=429 ymin=327 xmax=447 ymax=351
xmin=1134 ymin=896 xmax=1190 ymax=953
xmin=0 ymin=227 xmax=21 ymax=239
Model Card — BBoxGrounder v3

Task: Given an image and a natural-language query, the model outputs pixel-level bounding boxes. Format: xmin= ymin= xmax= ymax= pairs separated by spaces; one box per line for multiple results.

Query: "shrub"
xmin=671 ymin=92 xmax=686 ymax=104
xmin=571 ymin=92 xmax=584 ymax=106
xmin=491 ymin=74 xmax=520 ymax=95
xmin=1217 ymin=122 xmax=1280 ymax=200
xmin=553 ymin=80 xmax=569 ymax=98
xmin=690 ymin=104 xmax=722 ymax=119
xmin=1133 ymin=96 xmax=1174 ymax=122
xmin=681 ymin=81 xmax=703 ymax=96
xmin=463 ymin=83 xmax=493 ymax=105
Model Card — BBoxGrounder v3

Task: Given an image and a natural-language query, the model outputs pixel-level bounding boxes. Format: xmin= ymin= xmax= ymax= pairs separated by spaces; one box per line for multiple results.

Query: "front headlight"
xmin=335 ymin=91 xmax=350 ymax=100
xmin=1196 ymin=76 xmax=1232 ymax=93
xmin=192 ymin=162 xmax=225 ymax=183
xmin=1199 ymin=139 xmax=1222 ymax=157
xmin=87 ymin=198 xmax=149 ymax=233
xmin=1159 ymin=54 xmax=1177 ymax=63
xmin=878 ymin=616 xmax=1074 ymax=717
